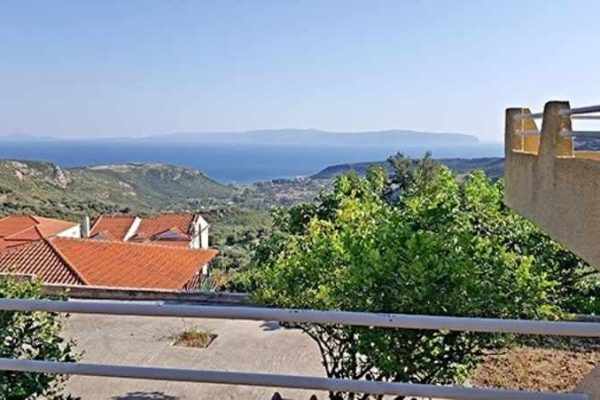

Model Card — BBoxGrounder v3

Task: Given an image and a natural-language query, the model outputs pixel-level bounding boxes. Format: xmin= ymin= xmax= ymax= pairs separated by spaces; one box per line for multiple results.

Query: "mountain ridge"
xmin=311 ymin=157 xmax=505 ymax=180
xmin=0 ymin=129 xmax=482 ymax=147
xmin=146 ymin=128 xmax=481 ymax=147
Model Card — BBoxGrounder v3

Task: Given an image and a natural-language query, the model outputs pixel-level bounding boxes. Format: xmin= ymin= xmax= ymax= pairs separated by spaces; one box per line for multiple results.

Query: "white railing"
xmin=0 ymin=358 xmax=588 ymax=400
xmin=1 ymin=298 xmax=598 ymax=400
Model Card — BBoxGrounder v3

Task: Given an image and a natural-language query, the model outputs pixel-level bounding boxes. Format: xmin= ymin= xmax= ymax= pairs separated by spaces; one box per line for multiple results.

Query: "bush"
xmin=0 ymin=278 xmax=79 ymax=400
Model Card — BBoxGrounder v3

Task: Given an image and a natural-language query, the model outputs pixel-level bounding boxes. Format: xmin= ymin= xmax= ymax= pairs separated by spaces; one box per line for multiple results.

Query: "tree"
xmin=248 ymin=158 xmax=571 ymax=400
xmin=0 ymin=278 xmax=79 ymax=400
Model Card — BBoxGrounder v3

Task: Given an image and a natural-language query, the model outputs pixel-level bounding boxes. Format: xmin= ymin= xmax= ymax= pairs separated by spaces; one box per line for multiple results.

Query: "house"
xmin=0 ymin=237 xmax=218 ymax=290
xmin=89 ymin=213 xmax=209 ymax=249
xmin=0 ymin=215 xmax=80 ymax=251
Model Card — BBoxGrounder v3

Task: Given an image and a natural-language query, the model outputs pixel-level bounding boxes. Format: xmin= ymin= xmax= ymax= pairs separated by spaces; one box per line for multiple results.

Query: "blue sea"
xmin=0 ymin=141 xmax=503 ymax=183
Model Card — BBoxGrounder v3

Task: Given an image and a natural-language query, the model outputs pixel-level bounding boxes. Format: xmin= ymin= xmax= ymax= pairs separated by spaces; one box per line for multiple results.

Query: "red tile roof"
xmin=90 ymin=216 xmax=136 ymax=241
xmin=0 ymin=240 xmax=84 ymax=285
xmin=0 ymin=238 xmax=30 ymax=250
xmin=0 ymin=215 xmax=37 ymax=237
xmin=0 ymin=215 xmax=78 ymax=251
xmin=89 ymin=213 xmax=200 ymax=247
xmin=135 ymin=214 xmax=195 ymax=240
xmin=0 ymin=237 xmax=218 ymax=290
xmin=89 ymin=231 xmax=117 ymax=241
xmin=135 ymin=227 xmax=192 ymax=248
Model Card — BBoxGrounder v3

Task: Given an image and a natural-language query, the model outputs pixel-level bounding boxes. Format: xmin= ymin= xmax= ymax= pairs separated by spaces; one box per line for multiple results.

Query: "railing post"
xmin=505 ymin=108 xmax=539 ymax=154
xmin=504 ymin=107 xmax=538 ymax=212
xmin=539 ymin=101 xmax=573 ymax=159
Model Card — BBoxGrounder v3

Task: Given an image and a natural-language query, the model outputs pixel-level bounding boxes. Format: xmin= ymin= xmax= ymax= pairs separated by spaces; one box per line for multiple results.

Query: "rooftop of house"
xmin=89 ymin=215 xmax=137 ymax=241
xmin=0 ymin=215 xmax=79 ymax=251
xmin=0 ymin=237 xmax=218 ymax=290
xmin=135 ymin=214 xmax=195 ymax=240
xmin=90 ymin=213 xmax=203 ymax=247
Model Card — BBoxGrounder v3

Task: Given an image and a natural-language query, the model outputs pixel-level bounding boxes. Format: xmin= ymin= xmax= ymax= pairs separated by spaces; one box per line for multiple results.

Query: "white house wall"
xmin=57 ymin=225 xmax=81 ymax=239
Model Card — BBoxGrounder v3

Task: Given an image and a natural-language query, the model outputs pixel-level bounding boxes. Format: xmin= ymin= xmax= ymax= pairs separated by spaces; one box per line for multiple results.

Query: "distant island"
xmin=144 ymin=128 xmax=480 ymax=147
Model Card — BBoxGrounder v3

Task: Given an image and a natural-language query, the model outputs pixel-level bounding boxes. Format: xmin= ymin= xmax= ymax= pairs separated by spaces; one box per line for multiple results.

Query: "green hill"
xmin=0 ymin=160 xmax=236 ymax=219
xmin=311 ymin=157 xmax=505 ymax=180
xmin=70 ymin=163 xmax=234 ymax=208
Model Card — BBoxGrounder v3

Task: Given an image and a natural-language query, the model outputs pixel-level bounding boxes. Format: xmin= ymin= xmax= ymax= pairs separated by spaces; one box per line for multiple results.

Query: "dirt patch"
xmin=172 ymin=328 xmax=217 ymax=349
xmin=472 ymin=339 xmax=600 ymax=392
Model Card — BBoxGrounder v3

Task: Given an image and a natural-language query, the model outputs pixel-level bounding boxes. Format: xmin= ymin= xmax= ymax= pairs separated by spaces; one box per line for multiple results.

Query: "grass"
xmin=172 ymin=328 xmax=217 ymax=349
xmin=472 ymin=338 xmax=600 ymax=392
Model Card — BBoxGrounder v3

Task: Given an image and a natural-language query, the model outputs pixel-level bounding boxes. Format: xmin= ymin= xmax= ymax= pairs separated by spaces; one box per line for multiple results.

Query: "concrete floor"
xmin=63 ymin=313 xmax=324 ymax=400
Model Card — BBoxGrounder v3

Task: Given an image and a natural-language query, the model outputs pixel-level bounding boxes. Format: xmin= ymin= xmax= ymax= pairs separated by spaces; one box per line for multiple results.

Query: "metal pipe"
xmin=514 ymin=104 xmax=600 ymax=119
xmin=561 ymin=104 xmax=600 ymax=116
xmin=0 ymin=358 xmax=589 ymax=400
xmin=571 ymin=115 xmax=600 ymax=120
xmin=561 ymin=131 xmax=600 ymax=138
xmin=1 ymin=298 xmax=600 ymax=337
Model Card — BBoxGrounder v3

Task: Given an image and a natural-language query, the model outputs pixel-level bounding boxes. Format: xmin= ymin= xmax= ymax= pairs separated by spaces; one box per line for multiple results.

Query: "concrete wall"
xmin=123 ymin=217 xmax=141 ymax=241
xmin=57 ymin=224 xmax=81 ymax=239
xmin=505 ymin=101 xmax=600 ymax=270
xmin=42 ymin=283 xmax=250 ymax=304
xmin=199 ymin=215 xmax=209 ymax=249
xmin=190 ymin=214 xmax=210 ymax=249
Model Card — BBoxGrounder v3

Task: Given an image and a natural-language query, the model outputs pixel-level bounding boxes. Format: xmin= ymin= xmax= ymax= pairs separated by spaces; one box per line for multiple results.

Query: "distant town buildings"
xmin=0 ymin=213 xmax=217 ymax=290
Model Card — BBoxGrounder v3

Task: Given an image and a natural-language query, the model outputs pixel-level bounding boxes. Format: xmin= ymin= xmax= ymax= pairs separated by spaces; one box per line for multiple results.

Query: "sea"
xmin=0 ymin=141 xmax=503 ymax=183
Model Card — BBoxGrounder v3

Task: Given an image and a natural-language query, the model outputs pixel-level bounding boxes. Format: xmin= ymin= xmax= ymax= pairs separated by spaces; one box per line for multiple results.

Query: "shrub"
xmin=0 ymin=278 xmax=79 ymax=400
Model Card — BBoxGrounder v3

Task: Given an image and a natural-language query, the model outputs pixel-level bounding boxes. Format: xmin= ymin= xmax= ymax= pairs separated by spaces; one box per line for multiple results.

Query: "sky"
xmin=1 ymin=0 xmax=599 ymax=142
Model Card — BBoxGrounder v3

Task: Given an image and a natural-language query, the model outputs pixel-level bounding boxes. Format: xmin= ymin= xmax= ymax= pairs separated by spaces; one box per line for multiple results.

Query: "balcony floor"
xmin=63 ymin=312 xmax=324 ymax=400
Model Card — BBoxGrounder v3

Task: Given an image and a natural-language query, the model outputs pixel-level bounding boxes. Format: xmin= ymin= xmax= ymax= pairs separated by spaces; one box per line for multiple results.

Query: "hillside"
xmin=0 ymin=157 xmax=507 ymax=220
xmin=0 ymin=160 xmax=236 ymax=219
xmin=311 ymin=157 xmax=505 ymax=180
xmin=70 ymin=163 xmax=234 ymax=208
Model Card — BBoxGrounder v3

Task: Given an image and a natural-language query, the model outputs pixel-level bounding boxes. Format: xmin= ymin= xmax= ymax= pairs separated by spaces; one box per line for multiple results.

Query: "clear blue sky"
xmin=1 ymin=0 xmax=599 ymax=141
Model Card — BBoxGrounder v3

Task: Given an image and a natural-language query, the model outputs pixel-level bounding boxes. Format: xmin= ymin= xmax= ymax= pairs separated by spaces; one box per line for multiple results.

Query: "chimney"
xmin=198 ymin=216 xmax=209 ymax=249
xmin=81 ymin=215 xmax=90 ymax=238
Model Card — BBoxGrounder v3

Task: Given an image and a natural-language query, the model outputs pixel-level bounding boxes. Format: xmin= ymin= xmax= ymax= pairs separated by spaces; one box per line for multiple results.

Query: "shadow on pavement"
xmin=260 ymin=321 xmax=281 ymax=331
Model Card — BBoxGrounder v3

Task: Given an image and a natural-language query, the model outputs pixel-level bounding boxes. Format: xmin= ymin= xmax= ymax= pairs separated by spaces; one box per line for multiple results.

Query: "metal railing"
xmin=0 ymin=298 xmax=598 ymax=400
xmin=561 ymin=105 xmax=600 ymax=117
xmin=513 ymin=103 xmax=600 ymax=138
xmin=0 ymin=358 xmax=589 ymax=400
xmin=514 ymin=104 xmax=600 ymax=120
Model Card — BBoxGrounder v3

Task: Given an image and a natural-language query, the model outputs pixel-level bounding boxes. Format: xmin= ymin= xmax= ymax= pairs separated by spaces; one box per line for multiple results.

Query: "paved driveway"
xmin=63 ymin=311 xmax=324 ymax=400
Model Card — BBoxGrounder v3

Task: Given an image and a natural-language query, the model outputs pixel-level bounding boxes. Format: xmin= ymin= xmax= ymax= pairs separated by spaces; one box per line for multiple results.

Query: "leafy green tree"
xmin=457 ymin=172 xmax=600 ymax=314
xmin=0 ymin=278 xmax=79 ymax=400
xmin=248 ymin=158 xmax=573 ymax=399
